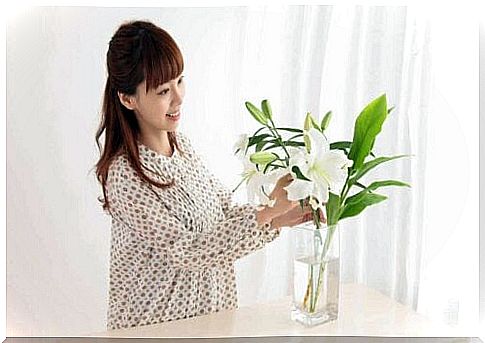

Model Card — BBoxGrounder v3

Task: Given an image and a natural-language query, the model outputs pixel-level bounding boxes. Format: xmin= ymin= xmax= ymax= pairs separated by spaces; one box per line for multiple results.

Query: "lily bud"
xmin=304 ymin=112 xmax=320 ymax=132
xmin=303 ymin=132 xmax=311 ymax=153
xmin=249 ymin=151 xmax=278 ymax=166
xmin=245 ymin=101 xmax=268 ymax=125
xmin=261 ymin=99 xmax=273 ymax=121
xmin=321 ymin=111 xmax=332 ymax=131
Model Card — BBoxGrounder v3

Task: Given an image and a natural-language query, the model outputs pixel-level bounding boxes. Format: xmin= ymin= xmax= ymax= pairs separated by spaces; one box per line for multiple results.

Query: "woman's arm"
xmin=107 ymin=162 xmax=281 ymax=272
xmin=179 ymin=132 xmax=239 ymax=217
xmin=179 ymin=132 xmax=289 ymax=229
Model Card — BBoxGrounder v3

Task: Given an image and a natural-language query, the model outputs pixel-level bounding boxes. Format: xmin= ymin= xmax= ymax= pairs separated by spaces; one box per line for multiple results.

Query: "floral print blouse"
xmin=105 ymin=131 xmax=281 ymax=330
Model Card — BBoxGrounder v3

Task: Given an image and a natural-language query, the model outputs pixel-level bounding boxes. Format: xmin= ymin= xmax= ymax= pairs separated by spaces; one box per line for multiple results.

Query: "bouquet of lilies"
xmin=233 ymin=94 xmax=410 ymax=313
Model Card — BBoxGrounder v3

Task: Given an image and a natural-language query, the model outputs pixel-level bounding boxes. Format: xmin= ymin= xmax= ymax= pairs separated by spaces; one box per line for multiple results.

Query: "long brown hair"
xmin=94 ymin=20 xmax=185 ymax=215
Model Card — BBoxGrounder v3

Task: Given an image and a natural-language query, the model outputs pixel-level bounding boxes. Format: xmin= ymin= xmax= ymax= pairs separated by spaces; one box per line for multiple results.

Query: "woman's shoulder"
xmin=107 ymin=152 xmax=132 ymax=186
xmin=175 ymin=130 xmax=191 ymax=148
xmin=175 ymin=130 xmax=196 ymax=157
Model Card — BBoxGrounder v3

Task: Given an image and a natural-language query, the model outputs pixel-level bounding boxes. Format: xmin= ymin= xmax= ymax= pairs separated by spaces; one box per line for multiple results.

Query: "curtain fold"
xmin=201 ymin=4 xmax=476 ymax=329
xmin=233 ymin=5 xmax=429 ymax=313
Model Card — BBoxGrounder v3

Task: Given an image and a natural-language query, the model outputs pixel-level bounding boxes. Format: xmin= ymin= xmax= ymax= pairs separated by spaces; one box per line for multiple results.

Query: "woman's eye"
xmin=157 ymin=77 xmax=183 ymax=95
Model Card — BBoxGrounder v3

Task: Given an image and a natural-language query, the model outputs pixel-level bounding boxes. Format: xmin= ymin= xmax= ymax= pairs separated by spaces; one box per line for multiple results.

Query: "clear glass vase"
xmin=290 ymin=222 xmax=340 ymax=327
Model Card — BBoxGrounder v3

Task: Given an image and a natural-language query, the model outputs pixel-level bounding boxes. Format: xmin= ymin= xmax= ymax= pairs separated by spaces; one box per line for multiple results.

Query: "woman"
xmin=95 ymin=20 xmax=323 ymax=330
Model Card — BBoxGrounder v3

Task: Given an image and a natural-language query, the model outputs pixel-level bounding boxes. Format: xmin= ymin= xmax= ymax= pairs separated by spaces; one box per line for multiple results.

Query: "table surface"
xmin=90 ymin=283 xmax=472 ymax=338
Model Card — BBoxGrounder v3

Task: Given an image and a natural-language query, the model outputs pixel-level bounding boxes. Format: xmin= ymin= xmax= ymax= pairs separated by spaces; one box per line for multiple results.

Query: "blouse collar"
xmin=136 ymin=133 xmax=181 ymax=167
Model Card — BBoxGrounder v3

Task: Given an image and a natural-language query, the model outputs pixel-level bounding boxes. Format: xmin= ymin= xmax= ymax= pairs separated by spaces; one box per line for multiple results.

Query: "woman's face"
xmin=119 ymin=74 xmax=185 ymax=135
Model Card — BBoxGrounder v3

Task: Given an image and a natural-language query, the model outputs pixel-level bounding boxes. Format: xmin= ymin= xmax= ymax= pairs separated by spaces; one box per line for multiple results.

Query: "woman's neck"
xmin=139 ymin=131 xmax=173 ymax=157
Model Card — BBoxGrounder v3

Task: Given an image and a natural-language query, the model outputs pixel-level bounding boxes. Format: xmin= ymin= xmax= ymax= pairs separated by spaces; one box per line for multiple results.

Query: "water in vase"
xmin=291 ymin=255 xmax=340 ymax=326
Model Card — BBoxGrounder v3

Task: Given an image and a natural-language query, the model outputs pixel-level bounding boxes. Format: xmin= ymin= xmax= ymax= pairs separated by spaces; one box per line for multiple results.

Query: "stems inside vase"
xmin=299 ymin=224 xmax=337 ymax=314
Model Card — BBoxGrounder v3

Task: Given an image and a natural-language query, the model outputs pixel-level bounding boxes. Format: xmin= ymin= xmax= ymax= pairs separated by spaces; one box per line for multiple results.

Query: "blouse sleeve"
xmin=107 ymin=159 xmax=280 ymax=272
xmin=178 ymin=132 xmax=257 ymax=219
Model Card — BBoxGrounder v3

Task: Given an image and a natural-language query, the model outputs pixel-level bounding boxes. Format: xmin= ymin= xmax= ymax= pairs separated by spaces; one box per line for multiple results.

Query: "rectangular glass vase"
xmin=290 ymin=222 xmax=340 ymax=327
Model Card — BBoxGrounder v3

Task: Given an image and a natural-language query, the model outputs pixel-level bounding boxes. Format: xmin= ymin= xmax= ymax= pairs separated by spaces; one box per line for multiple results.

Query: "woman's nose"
xmin=172 ymin=86 xmax=184 ymax=105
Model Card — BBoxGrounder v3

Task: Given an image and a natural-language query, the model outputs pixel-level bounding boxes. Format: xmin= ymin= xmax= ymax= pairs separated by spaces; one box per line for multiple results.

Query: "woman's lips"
xmin=166 ymin=111 xmax=180 ymax=121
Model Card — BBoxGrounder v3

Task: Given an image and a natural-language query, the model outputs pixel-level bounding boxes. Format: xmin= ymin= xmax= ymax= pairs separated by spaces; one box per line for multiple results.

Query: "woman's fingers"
xmin=296 ymin=206 xmax=327 ymax=225
xmin=277 ymin=173 xmax=293 ymax=187
xmin=272 ymin=197 xmax=329 ymax=228
xmin=302 ymin=212 xmax=313 ymax=223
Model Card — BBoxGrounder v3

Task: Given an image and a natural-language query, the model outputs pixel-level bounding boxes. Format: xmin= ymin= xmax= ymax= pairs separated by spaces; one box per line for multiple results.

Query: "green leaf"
xmin=350 ymin=155 xmax=410 ymax=184
xmin=341 ymin=180 xmax=409 ymax=219
xmin=263 ymin=160 xmax=281 ymax=173
xmin=245 ymin=101 xmax=268 ymax=125
xmin=325 ymin=192 xmax=340 ymax=226
xmin=264 ymin=141 xmax=305 ymax=150
xmin=291 ymin=166 xmax=311 ymax=181
xmin=287 ymin=133 xmax=304 ymax=141
xmin=248 ymin=134 xmax=272 ymax=147
xmin=368 ymin=138 xmax=377 ymax=157
xmin=348 ymin=94 xmax=388 ymax=170
xmin=321 ymin=111 xmax=332 ymax=131
xmin=339 ymin=193 xmax=387 ymax=220
xmin=251 ymin=126 xmax=266 ymax=137
xmin=263 ymin=162 xmax=284 ymax=173
xmin=330 ymin=140 xmax=377 ymax=157
xmin=261 ymin=99 xmax=273 ymax=120
xmin=345 ymin=183 xmax=395 ymax=206
xmin=366 ymin=104 xmax=393 ymax=154
xmin=367 ymin=180 xmax=411 ymax=191
xmin=256 ymin=139 xmax=270 ymax=152
xmin=274 ymin=127 xmax=303 ymax=133
xmin=330 ymin=141 xmax=352 ymax=151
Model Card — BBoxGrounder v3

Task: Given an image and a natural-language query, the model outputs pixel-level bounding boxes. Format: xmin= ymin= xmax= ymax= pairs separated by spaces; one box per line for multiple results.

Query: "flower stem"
xmin=231 ymin=174 xmax=249 ymax=193
xmin=267 ymin=118 xmax=291 ymax=163
xmin=310 ymin=226 xmax=336 ymax=311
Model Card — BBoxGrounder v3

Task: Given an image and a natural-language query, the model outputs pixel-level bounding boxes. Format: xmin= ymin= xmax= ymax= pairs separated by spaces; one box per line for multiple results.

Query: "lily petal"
xmin=307 ymin=128 xmax=329 ymax=159
xmin=317 ymin=150 xmax=352 ymax=193
xmin=288 ymin=147 xmax=310 ymax=178
xmin=311 ymin=179 xmax=330 ymax=204
xmin=284 ymin=178 xmax=313 ymax=201
xmin=234 ymin=134 xmax=249 ymax=158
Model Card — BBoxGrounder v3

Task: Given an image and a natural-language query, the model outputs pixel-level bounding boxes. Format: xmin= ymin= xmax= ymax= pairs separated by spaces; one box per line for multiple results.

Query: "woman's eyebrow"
xmin=156 ymin=76 xmax=183 ymax=89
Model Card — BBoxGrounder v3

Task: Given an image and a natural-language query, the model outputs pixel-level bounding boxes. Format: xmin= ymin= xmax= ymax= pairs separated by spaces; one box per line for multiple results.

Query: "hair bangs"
xmin=143 ymin=39 xmax=184 ymax=93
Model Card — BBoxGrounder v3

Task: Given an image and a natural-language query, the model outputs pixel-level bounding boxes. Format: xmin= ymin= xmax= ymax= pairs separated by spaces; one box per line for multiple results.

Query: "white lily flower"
xmin=256 ymin=167 xmax=289 ymax=206
xmin=240 ymin=157 xmax=263 ymax=203
xmin=284 ymin=128 xmax=353 ymax=204
xmin=233 ymin=134 xmax=249 ymax=159
xmin=240 ymin=156 xmax=288 ymax=205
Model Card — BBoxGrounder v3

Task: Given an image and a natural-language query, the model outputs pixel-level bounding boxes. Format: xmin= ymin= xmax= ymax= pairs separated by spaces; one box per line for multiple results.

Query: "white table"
xmin=90 ymin=283 xmax=472 ymax=338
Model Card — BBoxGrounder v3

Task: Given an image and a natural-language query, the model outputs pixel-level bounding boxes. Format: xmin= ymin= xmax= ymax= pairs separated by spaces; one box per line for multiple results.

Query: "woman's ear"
xmin=117 ymin=91 xmax=137 ymax=111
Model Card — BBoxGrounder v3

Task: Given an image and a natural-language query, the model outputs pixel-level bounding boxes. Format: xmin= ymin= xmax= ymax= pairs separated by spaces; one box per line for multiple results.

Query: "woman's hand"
xmin=268 ymin=173 xmax=300 ymax=214
xmin=271 ymin=204 xmax=326 ymax=230
xmin=256 ymin=173 xmax=299 ymax=225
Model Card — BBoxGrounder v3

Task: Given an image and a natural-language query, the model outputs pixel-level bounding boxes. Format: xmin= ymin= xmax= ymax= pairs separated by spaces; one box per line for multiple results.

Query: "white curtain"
xmin=216 ymin=4 xmax=426 ymax=307
xmin=193 ymin=5 xmax=478 ymax=329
